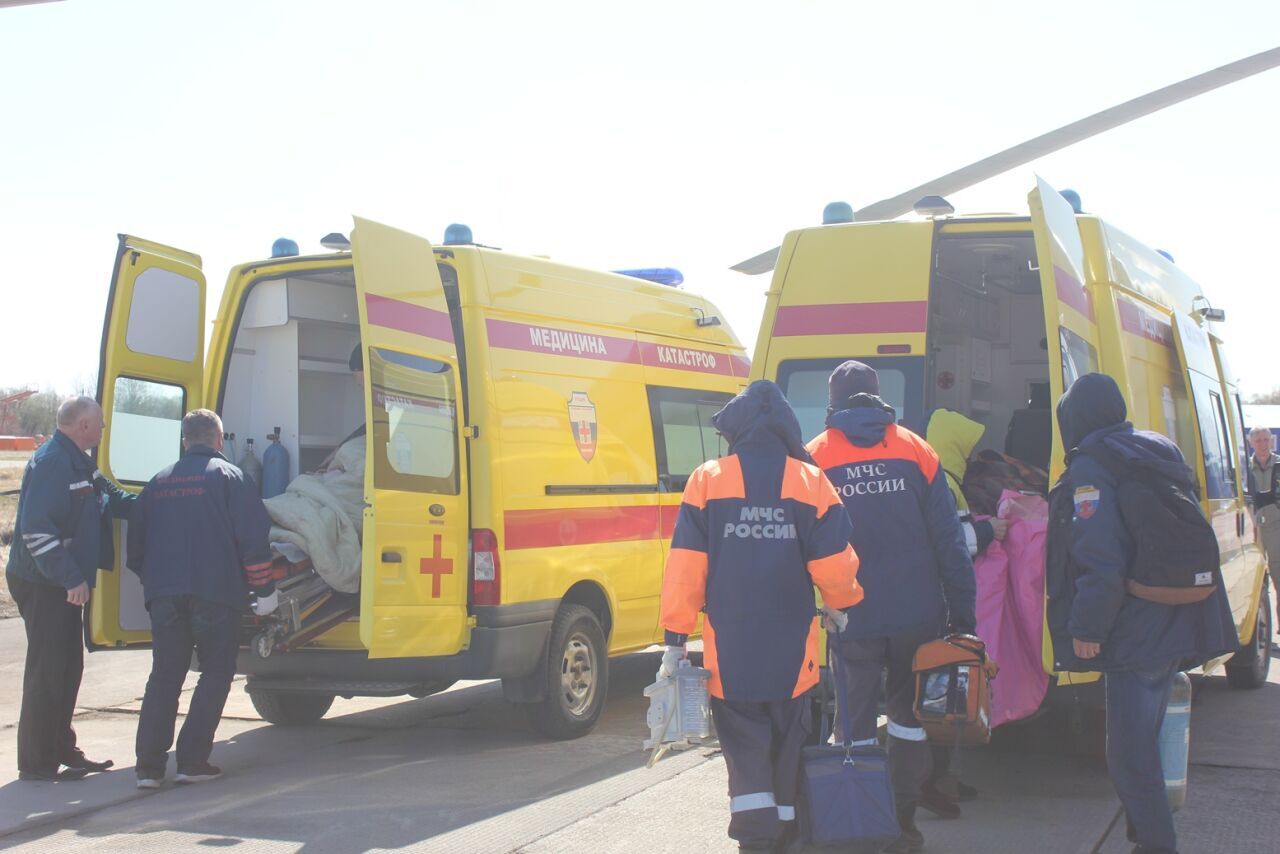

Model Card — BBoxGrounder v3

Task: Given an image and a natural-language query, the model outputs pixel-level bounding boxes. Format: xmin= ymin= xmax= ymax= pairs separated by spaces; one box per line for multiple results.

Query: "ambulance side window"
xmin=1059 ymin=328 xmax=1098 ymax=388
xmin=648 ymin=387 xmax=733 ymax=492
xmin=1188 ymin=373 xmax=1234 ymax=500
xmin=368 ymin=347 xmax=459 ymax=494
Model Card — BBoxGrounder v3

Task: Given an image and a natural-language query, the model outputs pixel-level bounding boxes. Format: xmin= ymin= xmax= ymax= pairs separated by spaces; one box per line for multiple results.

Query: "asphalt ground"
xmin=0 ymin=616 xmax=1278 ymax=853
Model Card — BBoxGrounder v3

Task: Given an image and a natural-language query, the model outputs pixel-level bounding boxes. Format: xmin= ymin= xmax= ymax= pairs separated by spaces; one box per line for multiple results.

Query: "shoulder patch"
xmin=1073 ymin=486 xmax=1100 ymax=520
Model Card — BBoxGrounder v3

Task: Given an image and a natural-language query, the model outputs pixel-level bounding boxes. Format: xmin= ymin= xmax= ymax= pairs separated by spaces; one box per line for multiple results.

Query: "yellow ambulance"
xmin=750 ymin=176 xmax=1270 ymax=706
xmin=89 ymin=218 xmax=747 ymax=737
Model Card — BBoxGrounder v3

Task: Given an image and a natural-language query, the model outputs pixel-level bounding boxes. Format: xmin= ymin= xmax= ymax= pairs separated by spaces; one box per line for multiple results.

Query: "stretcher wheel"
xmin=253 ymin=630 xmax=275 ymax=659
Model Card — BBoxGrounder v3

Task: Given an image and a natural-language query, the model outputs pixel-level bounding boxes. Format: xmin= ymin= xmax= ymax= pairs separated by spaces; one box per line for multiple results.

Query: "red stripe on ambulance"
xmin=771 ymin=300 xmax=928 ymax=337
xmin=486 ymin=318 xmax=640 ymax=365
xmin=505 ymin=505 xmax=664 ymax=550
xmin=487 ymin=318 xmax=744 ymax=377
xmin=365 ymin=294 xmax=455 ymax=343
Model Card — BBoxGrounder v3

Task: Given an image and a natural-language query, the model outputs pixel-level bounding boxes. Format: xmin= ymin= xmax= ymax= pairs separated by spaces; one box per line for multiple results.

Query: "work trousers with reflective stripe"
xmin=834 ymin=626 xmax=936 ymax=816
xmin=711 ymin=694 xmax=809 ymax=849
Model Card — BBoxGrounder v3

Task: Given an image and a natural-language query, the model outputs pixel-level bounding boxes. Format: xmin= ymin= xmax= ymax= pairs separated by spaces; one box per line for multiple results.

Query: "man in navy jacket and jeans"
xmin=127 ymin=409 xmax=278 ymax=788
xmin=1047 ymin=373 xmax=1237 ymax=854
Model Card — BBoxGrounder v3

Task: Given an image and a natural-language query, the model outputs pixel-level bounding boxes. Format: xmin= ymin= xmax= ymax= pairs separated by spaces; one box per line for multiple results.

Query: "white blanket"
xmin=264 ymin=438 xmax=365 ymax=594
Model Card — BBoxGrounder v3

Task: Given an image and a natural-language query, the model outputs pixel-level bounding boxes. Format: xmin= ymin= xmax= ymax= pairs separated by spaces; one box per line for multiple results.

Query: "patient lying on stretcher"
xmin=262 ymin=429 xmax=366 ymax=594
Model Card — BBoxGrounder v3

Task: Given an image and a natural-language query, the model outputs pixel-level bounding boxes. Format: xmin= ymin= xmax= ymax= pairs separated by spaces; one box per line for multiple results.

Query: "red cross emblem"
xmin=420 ymin=535 xmax=453 ymax=598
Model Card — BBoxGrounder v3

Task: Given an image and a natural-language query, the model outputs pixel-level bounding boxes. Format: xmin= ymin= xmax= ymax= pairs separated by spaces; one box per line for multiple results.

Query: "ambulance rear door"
xmin=351 ymin=217 xmax=471 ymax=659
xmin=1028 ymin=176 xmax=1102 ymax=483
xmin=1172 ymin=316 xmax=1247 ymax=626
xmin=89 ymin=236 xmax=206 ymax=647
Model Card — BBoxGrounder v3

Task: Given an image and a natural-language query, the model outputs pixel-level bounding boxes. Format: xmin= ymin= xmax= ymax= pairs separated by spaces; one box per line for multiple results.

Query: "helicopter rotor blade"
xmin=730 ymin=246 xmax=781 ymax=275
xmin=854 ymin=46 xmax=1280 ymax=223
xmin=730 ymin=46 xmax=1280 ymax=274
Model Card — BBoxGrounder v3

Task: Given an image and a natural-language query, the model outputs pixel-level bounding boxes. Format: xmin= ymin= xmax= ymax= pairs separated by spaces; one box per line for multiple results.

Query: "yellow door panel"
xmin=1028 ymin=176 xmax=1100 ymax=482
xmin=351 ymin=218 xmax=470 ymax=659
xmin=90 ymin=236 xmax=206 ymax=647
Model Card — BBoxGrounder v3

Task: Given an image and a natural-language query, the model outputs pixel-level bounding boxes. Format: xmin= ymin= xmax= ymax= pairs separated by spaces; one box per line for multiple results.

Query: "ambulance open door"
xmin=1171 ymin=314 xmax=1248 ymax=627
xmin=1028 ymin=175 xmax=1103 ymax=484
xmin=351 ymin=217 xmax=471 ymax=659
xmin=89 ymin=236 xmax=206 ymax=647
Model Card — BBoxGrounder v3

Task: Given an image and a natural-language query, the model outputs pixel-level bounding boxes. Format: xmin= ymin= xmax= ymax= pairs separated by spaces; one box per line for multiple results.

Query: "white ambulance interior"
xmin=221 ymin=269 xmax=365 ymax=479
xmin=928 ymin=233 xmax=1053 ymax=472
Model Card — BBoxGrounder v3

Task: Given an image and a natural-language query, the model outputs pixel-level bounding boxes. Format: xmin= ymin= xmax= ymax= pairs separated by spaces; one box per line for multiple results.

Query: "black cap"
xmin=349 ymin=345 xmax=363 ymax=372
xmin=828 ymin=360 xmax=879 ymax=409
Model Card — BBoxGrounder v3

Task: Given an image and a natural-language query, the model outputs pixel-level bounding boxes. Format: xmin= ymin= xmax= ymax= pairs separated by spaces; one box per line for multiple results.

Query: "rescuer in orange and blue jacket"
xmin=807 ymin=361 xmax=976 ymax=854
xmin=659 ymin=380 xmax=862 ymax=852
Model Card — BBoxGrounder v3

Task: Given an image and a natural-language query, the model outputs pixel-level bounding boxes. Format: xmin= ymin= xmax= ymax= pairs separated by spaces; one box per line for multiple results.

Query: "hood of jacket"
xmin=826 ymin=393 xmax=896 ymax=448
xmin=926 ymin=409 xmax=985 ymax=486
xmin=711 ymin=380 xmax=811 ymax=461
xmin=1056 ymin=372 xmax=1127 ymax=450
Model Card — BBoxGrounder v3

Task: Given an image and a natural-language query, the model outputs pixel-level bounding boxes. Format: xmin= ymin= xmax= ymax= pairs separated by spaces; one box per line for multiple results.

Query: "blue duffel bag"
xmin=799 ymin=629 xmax=899 ymax=847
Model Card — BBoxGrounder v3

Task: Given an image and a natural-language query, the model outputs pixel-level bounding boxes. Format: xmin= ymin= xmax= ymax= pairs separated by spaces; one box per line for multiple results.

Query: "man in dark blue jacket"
xmin=660 ymin=381 xmax=862 ymax=852
xmin=127 ymin=408 xmax=276 ymax=788
xmin=8 ymin=397 xmax=134 ymax=781
xmin=807 ymin=361 xmax=976 ymax=854
xmin=1047 ymin=373 xmax=1237 ymax=854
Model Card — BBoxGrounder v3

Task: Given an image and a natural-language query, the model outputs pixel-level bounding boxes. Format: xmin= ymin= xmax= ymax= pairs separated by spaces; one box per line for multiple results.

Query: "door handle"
xmin=381 ymin=552 xmax=403 ymax=563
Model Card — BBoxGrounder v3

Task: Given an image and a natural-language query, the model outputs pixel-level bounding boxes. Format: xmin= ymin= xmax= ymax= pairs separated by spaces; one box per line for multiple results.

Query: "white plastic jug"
xmin=643 ymin=659 xmax=713 ymax=767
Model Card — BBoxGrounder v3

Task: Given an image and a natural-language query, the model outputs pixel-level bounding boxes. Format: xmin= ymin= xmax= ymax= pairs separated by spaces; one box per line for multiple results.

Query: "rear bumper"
xmin=239 ymin=600 xmax=556 ymax=692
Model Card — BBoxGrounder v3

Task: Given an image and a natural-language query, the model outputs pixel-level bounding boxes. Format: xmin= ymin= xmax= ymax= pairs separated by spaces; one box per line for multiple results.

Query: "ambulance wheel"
xmin=249 ymin=689 xmax=335 ymax=725
xmin=1227 ymin=582 xmax=1272 ymax=690
xmin=526 ymin=604 xmax=608 ymax=740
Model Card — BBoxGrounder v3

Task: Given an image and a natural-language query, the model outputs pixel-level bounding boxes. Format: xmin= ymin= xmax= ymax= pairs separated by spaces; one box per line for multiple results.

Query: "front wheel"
xmin=524 ymin=604 xmax=609 ymax=740
xmin=1227 ymin=580 xmax=1272 ymax=690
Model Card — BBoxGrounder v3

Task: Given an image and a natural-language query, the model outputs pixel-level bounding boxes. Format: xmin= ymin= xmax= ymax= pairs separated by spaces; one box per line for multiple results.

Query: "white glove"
xmin=823 ymin=606 xmax=849 ymax=633
xmin=252 ymin=590 xmax=279 ymax=616
xmin=657 ymin=646 xmax=687 ymax=680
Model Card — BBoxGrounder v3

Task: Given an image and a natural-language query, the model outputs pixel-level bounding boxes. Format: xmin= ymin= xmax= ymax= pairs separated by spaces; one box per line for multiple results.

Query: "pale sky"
xmin=2 ymin=1 xmax=1278 ymax=395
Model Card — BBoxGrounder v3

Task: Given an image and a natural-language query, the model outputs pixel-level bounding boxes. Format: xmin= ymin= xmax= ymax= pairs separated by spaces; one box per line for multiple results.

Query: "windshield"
xmin=777 ymin=357 xmax=923 ymax=439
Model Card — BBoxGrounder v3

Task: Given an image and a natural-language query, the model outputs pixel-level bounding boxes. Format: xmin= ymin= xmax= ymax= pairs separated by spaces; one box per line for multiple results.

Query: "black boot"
xmin=882 ymin=804 xmax=925 ymax=853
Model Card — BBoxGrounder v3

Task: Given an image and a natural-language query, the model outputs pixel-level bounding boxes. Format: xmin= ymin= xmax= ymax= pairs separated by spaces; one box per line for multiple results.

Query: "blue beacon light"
xmin=444 ymin=223 xmax=474 ymax=246
xmin=271 ymin=238 xmax=299 ymax=258
xmin=612 ymin=267 xmax=685 ymax=287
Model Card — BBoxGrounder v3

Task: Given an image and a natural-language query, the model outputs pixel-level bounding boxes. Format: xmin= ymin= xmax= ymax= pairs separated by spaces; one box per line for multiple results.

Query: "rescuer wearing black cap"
xmin=807 ymin=360 xmax=977 ymax=854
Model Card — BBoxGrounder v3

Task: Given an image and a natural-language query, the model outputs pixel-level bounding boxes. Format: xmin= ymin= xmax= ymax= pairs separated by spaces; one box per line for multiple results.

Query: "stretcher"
xmin=246 ymin=555 xmax=358 ymax=658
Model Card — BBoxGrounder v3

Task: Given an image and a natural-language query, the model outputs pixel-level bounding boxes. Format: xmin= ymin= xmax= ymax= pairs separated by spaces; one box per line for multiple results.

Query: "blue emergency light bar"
xmin=613 ymin=267 xmax=684 ymax=287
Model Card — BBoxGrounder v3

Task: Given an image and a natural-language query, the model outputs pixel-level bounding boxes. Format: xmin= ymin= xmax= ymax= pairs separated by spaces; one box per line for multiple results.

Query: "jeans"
xmin=135 ymin=596 xmax=239 ymax=773
xmin=11 ymin=575 xmax=84 ymax=775
xmin=1105 ymin=661 xmax=1178 ymax=852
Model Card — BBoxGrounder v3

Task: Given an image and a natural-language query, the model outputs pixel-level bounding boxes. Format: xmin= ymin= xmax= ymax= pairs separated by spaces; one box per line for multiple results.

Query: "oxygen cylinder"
xmin=1159 ymin=671 xmax=1192 ymax=811
xmin=238 ymin=437 xmax=263 ymax=492
xmin=262 ymin=428 xmax=289 ymax=499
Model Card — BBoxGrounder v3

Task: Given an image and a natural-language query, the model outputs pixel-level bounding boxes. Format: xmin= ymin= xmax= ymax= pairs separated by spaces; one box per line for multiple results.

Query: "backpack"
xmin=1078 ymin=446 xmax=1220 ymax=605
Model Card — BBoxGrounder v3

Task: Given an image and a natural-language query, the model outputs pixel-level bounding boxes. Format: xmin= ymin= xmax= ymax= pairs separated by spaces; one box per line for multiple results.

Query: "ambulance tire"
xmin=526 ymin=604 xmax=608 ymax=740
xmin=1227 ymin=581 xmax=1272 ymax=690
xmin=249 ymin=690 xmax=335 ymax=726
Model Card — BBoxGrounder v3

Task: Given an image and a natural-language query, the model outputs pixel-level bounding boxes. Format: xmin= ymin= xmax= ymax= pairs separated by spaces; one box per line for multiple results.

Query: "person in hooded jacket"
xmin=1046 ymin=373 xmax=1237 ymax=854
xmin=659 ymin=381 xmax=862 ymax=853
xmin=807 ymin=361 xmax=977 ymax=854
xmin=921 ymin=409 xmax=1010 ymax=818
